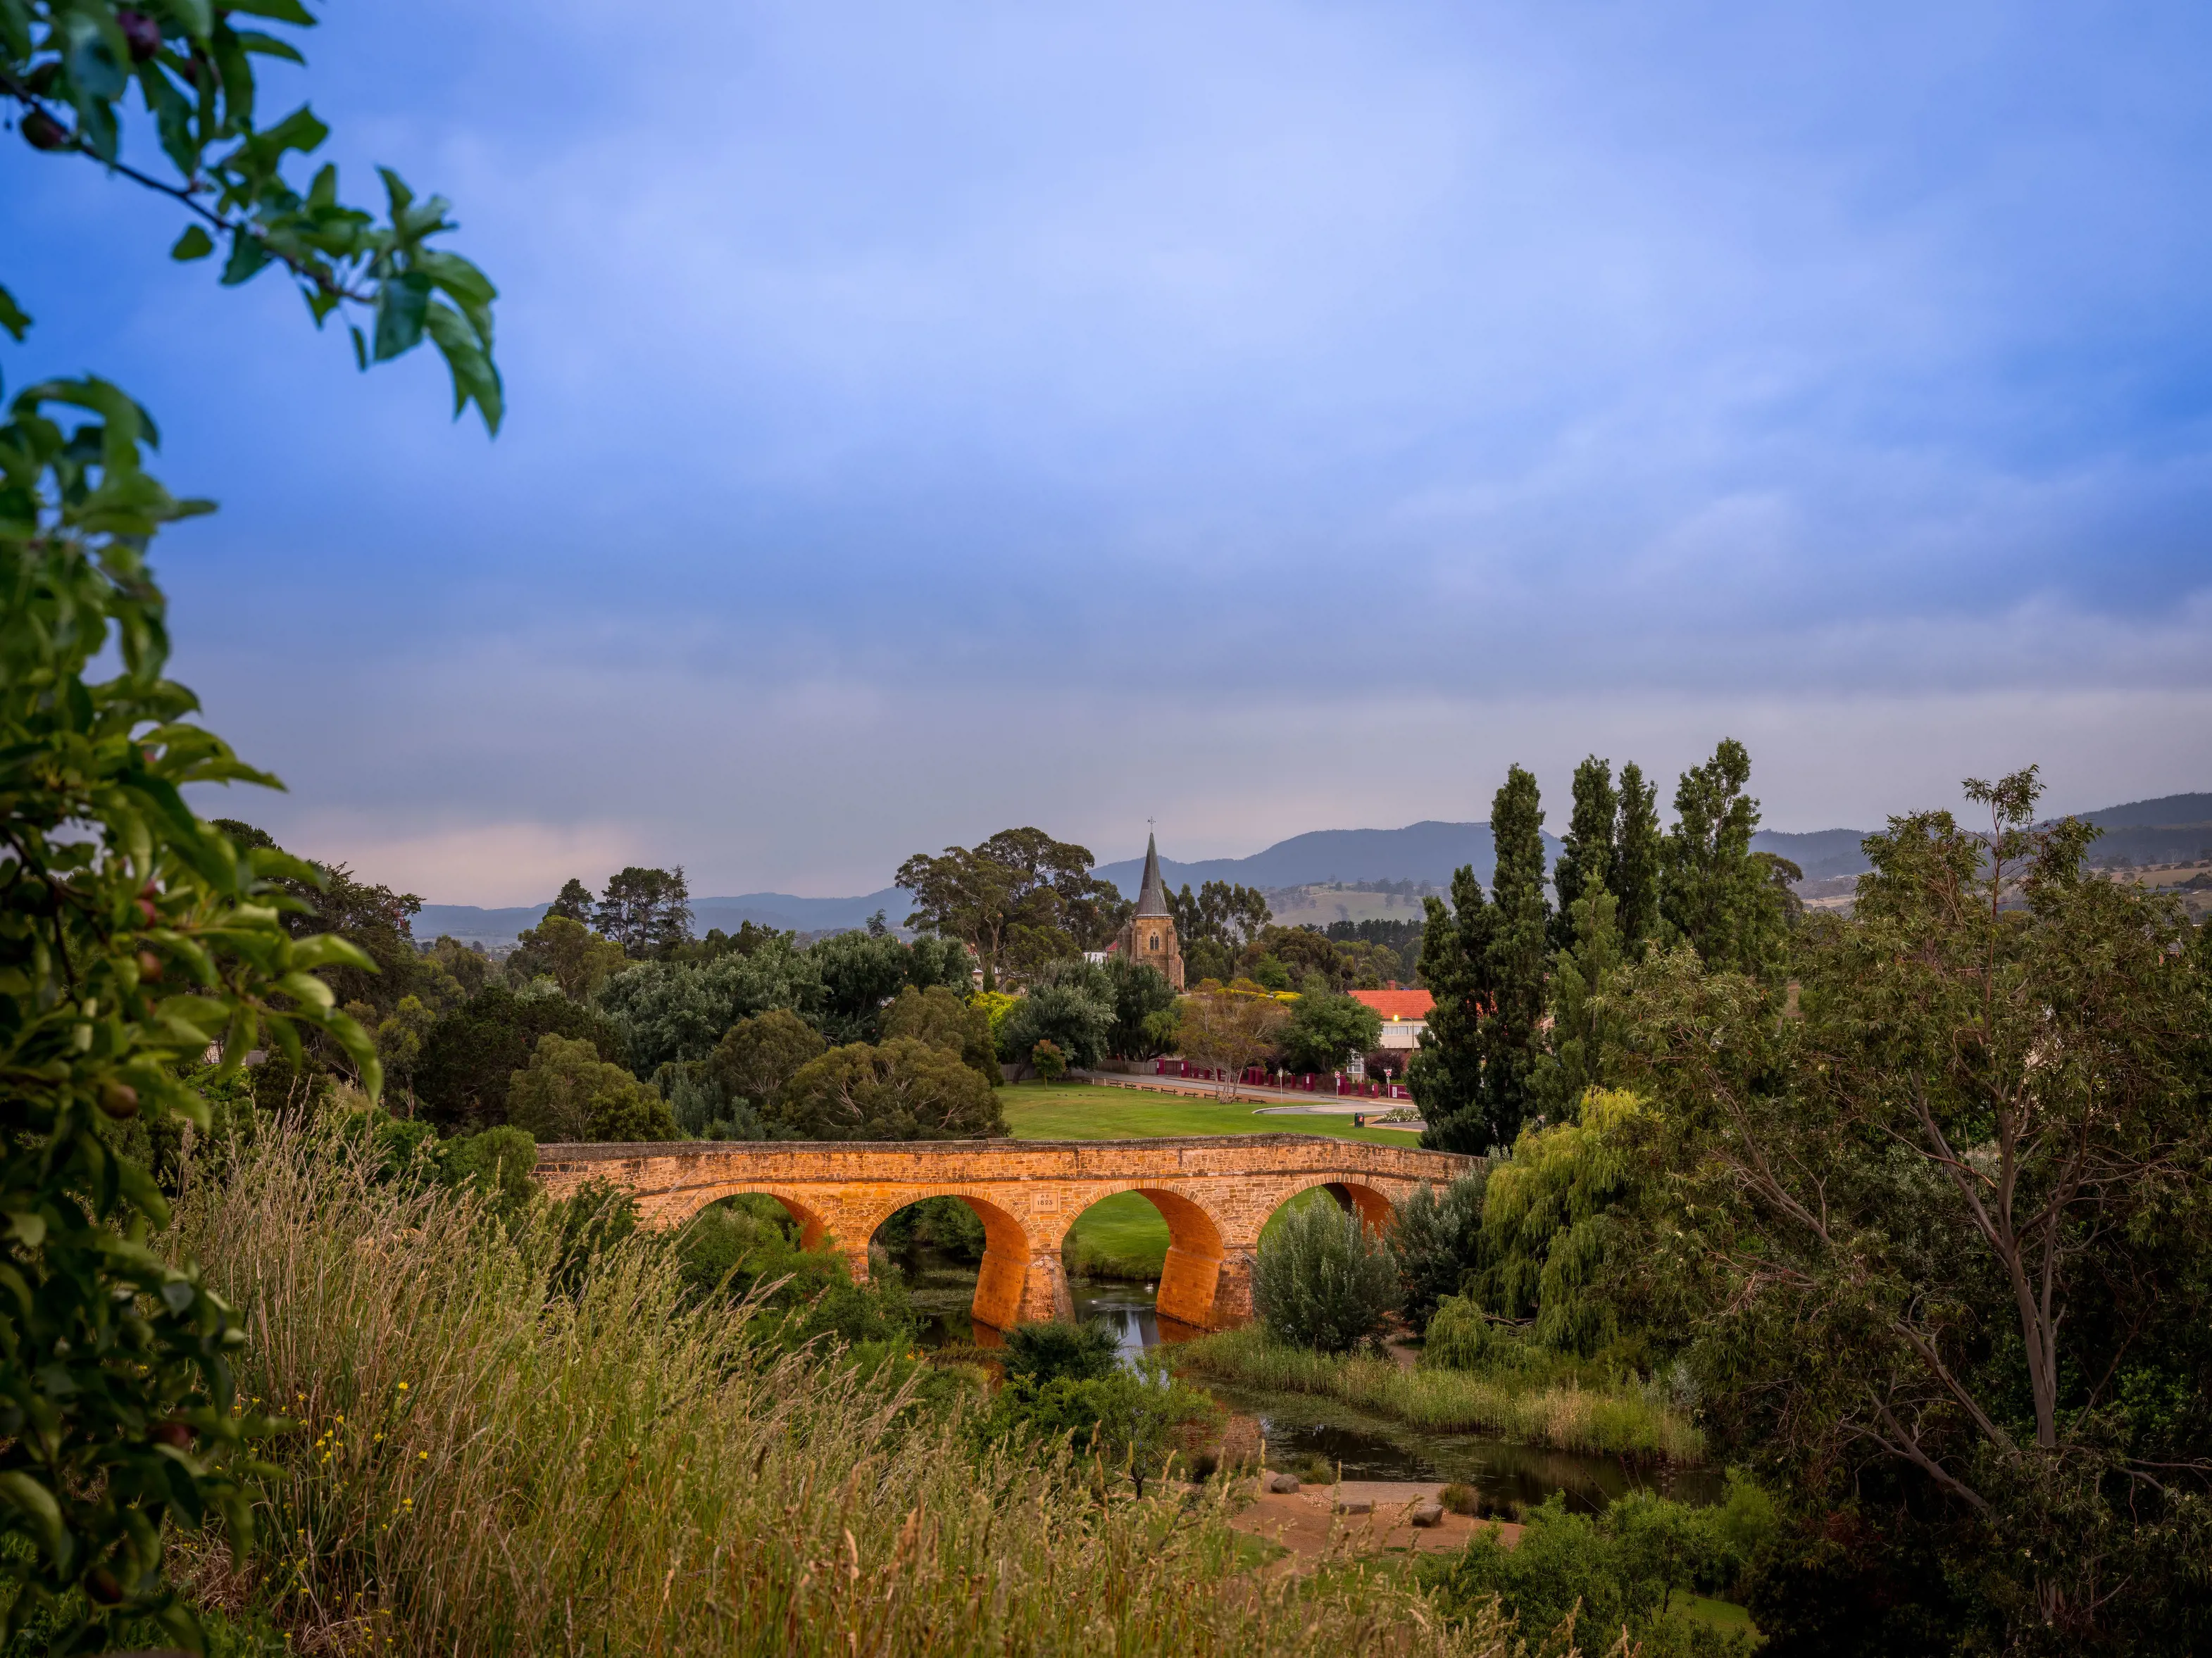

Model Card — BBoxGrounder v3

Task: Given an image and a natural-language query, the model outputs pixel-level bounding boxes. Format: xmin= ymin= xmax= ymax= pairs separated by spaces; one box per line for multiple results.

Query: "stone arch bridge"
xmin=534 ymin=1135 xmax=1474 ymax=1331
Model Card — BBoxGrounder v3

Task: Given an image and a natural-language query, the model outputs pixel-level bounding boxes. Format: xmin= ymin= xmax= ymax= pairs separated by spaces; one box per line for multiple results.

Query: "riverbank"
xmin=1170 ymin=1326 xmax=1705 ymax=1464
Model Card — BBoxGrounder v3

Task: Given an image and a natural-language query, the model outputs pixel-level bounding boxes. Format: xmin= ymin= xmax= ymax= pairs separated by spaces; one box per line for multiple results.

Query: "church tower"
xmin=1113 ymin=833 xmax=1185 ymax=990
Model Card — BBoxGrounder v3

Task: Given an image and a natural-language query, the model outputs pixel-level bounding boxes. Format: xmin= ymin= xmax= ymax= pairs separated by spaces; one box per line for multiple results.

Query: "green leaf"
xmin=0 ymin=1474 xmax=69 ymax=1571
xmin=232 ymin=28 xmax=306 ymax=62
xmin=58 ymin=11 xmax=128 ymax=103
xmin=422 ymin=302 xmax=504 ymax=433
xmin=370 ymin=271 xmax=431 ymax=360
xmin=275 ymin=972 xmax=335 ymax=1010
xmin=166 ymin=0 xmax=215 ymax=41
xmin=220 ymin=228 xmax=273 ymax=287
xmin=223 ymin=0 xmax=316 ymax=21
xmin=170 ymin=225 xmax=215 ymax=262
xmin=0 ymin=285 xmax=27 ymax=344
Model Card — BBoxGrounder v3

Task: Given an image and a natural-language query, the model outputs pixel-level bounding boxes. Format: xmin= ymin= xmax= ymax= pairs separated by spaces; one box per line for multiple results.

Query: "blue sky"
xmin=8 ymin=0 xmax=2211 ymax=902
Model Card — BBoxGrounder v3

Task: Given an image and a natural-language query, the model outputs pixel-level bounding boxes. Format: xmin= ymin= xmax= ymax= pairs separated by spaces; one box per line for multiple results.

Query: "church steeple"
xmin=1113 ymin=830 xmax=1184 ymax=989
xmin=1134 ymin=831 xmax=1171 ymax=918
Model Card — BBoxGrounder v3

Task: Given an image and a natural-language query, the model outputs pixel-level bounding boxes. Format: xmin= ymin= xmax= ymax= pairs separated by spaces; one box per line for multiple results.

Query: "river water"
xmin=901 ymin=1258 xmax=1720 ymax=1513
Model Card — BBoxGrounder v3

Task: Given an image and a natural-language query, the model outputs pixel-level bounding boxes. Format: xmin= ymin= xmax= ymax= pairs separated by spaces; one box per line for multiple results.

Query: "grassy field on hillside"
xmin=999 ymin=1081 xmax=1421 ymax=1148
xmin=999 ymin=1084 xmax=1425 ymax=1278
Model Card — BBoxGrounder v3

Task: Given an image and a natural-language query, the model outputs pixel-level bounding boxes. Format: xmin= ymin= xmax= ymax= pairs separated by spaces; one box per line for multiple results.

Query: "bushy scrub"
xmin=675 ymin=1197 xmax=917 ymax=1354
xmin=999 ymin=959 xmax=1116 ymax=1069
xmin=1254 ymin=1195 xmax=1401 ymax=1352
xmin=985 ymin=1346 xmax=1217 ymax=1499
xmin=508 ymin=1032 xmax=680 ymax=1141
xmin=1422 ymin=1487 xmax=1773 ymax=1656
xmin=1390 ymin=1172 xmax=1488 ymax=1326
xmin=1030 ymin=1038 xmax=1069 ymax=1081
xmin=999 ymin=1319 xmax=1120 ymax=1386
xmin=1173 ymin=1324 xmax=1704 ymax=1462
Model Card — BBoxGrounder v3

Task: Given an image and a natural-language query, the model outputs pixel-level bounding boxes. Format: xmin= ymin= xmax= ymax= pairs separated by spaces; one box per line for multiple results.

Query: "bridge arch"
xmin=663 ymin=1185 xmax=831 ymax=1250
xmin=1259 ymin=1179 xmax=1397 ymax=1238
xmin=849 ymin=1186 xmax=1054 ymax=1331
xmin=1058 ymin=1185 xmax=1230 ymax=1331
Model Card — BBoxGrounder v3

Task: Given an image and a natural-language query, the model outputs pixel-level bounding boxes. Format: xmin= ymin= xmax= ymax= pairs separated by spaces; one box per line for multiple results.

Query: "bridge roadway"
xmin=533 ymin=1133 xmax=1474 ymax=1331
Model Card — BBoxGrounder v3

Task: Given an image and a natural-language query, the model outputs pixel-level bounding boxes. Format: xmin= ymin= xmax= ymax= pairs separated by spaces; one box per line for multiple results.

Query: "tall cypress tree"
xmin=1663 ymin=737 xmax=1790 ymax=976
xmin=1550 ymin=755 xmax=1618 ymax=955
xmin=1613 ymin=761 xmax=1663 ymax=960
xmin=1412 ymin=867 xmax=1492 ymax=1153
xmin=1477 ymin=765 xmax=1551 ymax=1146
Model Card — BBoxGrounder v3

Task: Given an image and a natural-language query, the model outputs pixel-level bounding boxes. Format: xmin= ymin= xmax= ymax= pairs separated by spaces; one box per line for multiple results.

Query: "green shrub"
xmin=1421 ymin=1292 xmax=1499 ymax=1370
xmin=550 ymin=1178 xmax=642 ymax=1293
xmin=987 ymin=1355 xmax=1217 ymax=1498
xmin=1421 ymin=1491 xmax=1763 ymax=1657
xmin=1030 ymin=1039 xmax=1068 ymax=1081
xmin=1390 ymin=1172 xmax=1488 ymax=1326
xmin=1439 ymin=1481 xmax=1477 ymax=1516
xmin=999 ymin=1319 xmax=1119 ymax=1386
xmin=673 ymin=1198 xmax=916 ymax=1353
xmin=1252 ymin=1197 xmax=1400 ymax=1352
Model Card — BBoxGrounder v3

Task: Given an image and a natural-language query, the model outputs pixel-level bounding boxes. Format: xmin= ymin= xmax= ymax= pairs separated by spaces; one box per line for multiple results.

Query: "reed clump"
xmin=173 ymin=1133 xmax=1556 ymax=1656
xmin=1170 ymin=1326 xmax=1704 ymax=1464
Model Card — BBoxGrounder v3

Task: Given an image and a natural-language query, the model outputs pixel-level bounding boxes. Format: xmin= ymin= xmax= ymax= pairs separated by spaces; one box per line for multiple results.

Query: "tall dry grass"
xmin=1172 ymin=1327 xmax=1705 ymax=1464
xmin=173 ymin=1134 xmax=1569 ymax=1657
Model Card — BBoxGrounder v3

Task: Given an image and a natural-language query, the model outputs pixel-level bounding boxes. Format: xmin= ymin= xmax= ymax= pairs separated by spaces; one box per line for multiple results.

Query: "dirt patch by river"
xmin=1227 ymin=1480 xmax=1520 ymax=1573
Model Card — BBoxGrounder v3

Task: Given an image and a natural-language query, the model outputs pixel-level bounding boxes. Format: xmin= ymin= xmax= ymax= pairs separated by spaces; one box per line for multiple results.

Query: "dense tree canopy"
xmin=772 ymin=1038 xmax=1006 ymax=1141
xmin=414 ymin=987 xmax=620 ymax=1133
xmin=1278 ymin=984 xmax=1382 ymax=1075
xmin=594 ymin=865 xmax=692 ymax=958
xmin=1620 ymin=770 xmax=2212 ymax=1652
xmin=507 ymin=1033 xmax=677 ymax=1143
xmin=896 ymin=827 xmax=1120 ymax=988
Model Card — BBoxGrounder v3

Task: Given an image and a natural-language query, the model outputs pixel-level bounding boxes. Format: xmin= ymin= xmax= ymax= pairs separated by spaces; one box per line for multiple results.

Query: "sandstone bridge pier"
xmin=533 ymin=1134 xmax=1475 ymax=1331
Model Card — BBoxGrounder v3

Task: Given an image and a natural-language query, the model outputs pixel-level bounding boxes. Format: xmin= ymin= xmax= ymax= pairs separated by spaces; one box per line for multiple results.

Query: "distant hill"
xmin=1743 ymin=793 xmax=2212 ymax=885
xmin=415 ymin=888 xmax=904 ymax=947
xmin=1094 ymin=822 xmax=1564 ymax=896
xmin=415 ymin=791 xmax=2207 ymax=942
xmin=2079 ymin=792 xmax=2212 ymax=831
xmin=2072 ymin=793 xmax=2212 ymax=865
xmin=1752 ymin=828 xmax=1873 ymax=881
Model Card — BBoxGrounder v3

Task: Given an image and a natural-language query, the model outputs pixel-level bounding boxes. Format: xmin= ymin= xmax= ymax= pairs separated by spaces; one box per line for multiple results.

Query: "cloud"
xmin=17 ymin=0 xmax=2212 ymax=903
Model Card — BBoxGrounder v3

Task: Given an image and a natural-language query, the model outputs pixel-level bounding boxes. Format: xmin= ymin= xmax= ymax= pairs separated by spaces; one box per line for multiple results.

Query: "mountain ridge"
xmin=411 ymin=792 xmax=2211 ymax=945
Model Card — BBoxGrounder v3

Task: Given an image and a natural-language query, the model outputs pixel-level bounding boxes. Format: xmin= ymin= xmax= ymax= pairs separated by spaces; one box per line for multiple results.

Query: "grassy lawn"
xmin=1000 ymin=1081 xmax=1421 ymax=1148
xmin=1001 ymin=1084 xmax=1416 ymax=1278
xmin=1677 ymin=1594 xmax=1756 ymax=1634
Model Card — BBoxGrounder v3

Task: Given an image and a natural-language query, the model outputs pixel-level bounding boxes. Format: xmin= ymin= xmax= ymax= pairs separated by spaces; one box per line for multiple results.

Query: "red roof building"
xmin=1348 ymin=988 xmax=1433 ymax=1050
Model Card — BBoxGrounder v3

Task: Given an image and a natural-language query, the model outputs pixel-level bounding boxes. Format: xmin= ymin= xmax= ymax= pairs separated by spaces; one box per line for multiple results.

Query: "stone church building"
xmin=1108 ymin=833 xmax=1185 ymax=989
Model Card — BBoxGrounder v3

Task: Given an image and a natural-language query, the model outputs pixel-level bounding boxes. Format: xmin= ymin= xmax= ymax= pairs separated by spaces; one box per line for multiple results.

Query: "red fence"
xmin=1152 ymin=1058 xmax=1411 ymax=1100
